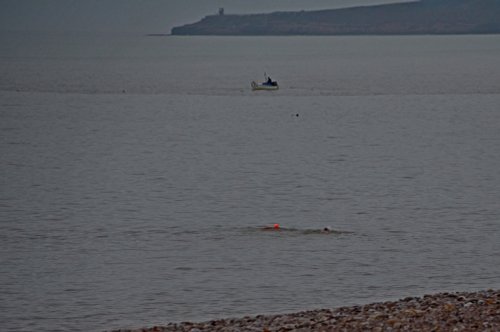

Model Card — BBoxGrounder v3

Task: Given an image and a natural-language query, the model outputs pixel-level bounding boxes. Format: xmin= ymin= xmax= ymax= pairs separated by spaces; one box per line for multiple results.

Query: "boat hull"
xmin=251 ymin=81 xmax=279 ymax=91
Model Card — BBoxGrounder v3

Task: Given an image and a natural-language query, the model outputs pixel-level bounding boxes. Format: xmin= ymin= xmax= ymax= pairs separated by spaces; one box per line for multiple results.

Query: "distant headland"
xmin=171 ymin=0 xmax=500 ymax=36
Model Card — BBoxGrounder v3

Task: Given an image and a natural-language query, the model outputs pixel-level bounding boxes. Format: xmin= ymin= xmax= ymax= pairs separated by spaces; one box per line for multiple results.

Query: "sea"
xmin=1 ymin=31 xmax=500 ymax=332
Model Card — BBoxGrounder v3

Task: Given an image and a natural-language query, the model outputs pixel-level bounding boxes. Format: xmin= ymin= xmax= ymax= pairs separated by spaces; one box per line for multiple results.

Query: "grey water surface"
xmin=1 ymin=33 xmax=500 ymax=332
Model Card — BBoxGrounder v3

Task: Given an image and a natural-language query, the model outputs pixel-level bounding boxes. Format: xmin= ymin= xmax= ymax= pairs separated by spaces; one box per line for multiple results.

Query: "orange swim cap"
xmin=273 ymin=223 xmax=280 ymax=229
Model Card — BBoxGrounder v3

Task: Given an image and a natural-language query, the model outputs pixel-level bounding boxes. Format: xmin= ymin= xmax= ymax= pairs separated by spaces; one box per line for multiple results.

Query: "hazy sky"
xmin=0 ymin=0 xmax=415 ymax=34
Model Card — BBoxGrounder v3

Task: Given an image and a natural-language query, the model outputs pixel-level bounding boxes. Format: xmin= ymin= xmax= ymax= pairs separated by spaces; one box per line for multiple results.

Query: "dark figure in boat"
xmin=264 ymin=76 xmax=278 ymax=86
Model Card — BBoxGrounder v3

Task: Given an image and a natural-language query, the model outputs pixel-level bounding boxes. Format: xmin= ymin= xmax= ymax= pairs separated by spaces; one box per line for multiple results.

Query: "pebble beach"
xmin=112 ymin=289 xmax=500 ymax=331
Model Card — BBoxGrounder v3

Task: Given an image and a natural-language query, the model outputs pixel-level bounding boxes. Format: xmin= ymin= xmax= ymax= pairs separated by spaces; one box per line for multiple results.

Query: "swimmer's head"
xmin=323 ymin=226 xmax=331 ymax=232
xmin=273 ymin=223 xmax=280 ymax=229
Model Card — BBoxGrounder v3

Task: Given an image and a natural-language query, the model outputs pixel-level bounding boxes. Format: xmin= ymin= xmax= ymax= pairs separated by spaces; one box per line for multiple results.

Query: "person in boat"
xmin=266 ymin=76 xmax=273 ymax=85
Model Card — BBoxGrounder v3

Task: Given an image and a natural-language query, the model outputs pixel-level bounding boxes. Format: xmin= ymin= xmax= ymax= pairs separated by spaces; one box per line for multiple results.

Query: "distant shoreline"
xmin=111 ymin=289 xmax=500 ymax=331
xmin=155 ymin=32 xmax=500 ymax=37
xmin=171 ymin=1 xmax=500 ymax=36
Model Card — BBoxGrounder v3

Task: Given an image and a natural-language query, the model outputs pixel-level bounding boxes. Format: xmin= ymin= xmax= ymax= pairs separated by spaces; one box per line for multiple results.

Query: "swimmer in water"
xmin=262 ymin=223 xmax=281 ymax=230
xmin=322 ymin=226 xmax=332 ymax=233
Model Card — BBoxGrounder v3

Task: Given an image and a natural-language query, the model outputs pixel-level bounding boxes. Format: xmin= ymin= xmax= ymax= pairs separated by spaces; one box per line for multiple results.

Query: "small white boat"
xmin=251 ymin=74 xmax=279 ymax=91
xmin=251 ymin=81 xmax=279 ymax=91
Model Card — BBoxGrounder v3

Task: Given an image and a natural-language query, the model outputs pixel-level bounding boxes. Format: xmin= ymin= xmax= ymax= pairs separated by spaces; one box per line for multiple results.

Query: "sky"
xmin=0 ymin=0 xmax=415 ymax=34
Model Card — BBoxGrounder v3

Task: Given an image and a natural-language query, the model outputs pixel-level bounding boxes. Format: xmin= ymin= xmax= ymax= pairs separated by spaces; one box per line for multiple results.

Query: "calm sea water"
xmin=1 ymin=32 xmax=500 ymax=332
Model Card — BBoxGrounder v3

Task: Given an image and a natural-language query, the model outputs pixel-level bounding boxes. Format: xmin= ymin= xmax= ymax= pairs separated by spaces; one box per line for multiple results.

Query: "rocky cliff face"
xmin=171 ymin=0 xmax=500 ymax=35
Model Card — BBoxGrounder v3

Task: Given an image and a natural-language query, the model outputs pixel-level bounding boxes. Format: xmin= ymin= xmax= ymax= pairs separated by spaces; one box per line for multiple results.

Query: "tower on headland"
xmin=218 ymin=8 xmax=224 ymax=16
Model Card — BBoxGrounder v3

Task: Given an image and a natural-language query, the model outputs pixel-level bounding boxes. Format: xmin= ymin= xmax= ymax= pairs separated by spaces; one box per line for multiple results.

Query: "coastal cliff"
xmin=171 ymin=0 xmax=500 ymax=36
